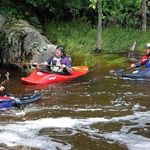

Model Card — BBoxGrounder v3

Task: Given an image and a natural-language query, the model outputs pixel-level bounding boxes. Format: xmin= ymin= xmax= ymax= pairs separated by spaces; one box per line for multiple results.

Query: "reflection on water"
xmin=0 ymin=65 xmax=150 ymax=150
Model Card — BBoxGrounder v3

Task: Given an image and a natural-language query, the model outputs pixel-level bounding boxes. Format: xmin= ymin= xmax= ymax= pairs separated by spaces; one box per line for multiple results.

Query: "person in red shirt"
xmin=131 ymin=43 xmax=150 ymax=68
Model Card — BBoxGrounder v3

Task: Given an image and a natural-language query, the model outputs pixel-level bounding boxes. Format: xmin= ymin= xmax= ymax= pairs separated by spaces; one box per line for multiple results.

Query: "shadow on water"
xmin=0 ymin=64 xmax=150 ymax=149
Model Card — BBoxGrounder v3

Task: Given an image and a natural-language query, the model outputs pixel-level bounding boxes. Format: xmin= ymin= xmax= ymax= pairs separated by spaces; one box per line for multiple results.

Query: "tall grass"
xmin=45 ymin=20 xmax=150 ymax=66
xmin=45 ymin=20 xmax=96 ymax=54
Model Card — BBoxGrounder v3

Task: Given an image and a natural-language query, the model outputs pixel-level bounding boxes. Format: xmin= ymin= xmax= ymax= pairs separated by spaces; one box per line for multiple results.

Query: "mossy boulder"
xmin=0 ymin=14 xmax=56 ymax=71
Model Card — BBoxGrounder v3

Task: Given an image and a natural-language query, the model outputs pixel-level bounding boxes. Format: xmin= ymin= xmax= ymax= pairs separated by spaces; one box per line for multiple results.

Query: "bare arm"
xmin=61 ymin=64 xmax=73 ymax=74
xmin=65 ymin=66 xmax=73 ymax=74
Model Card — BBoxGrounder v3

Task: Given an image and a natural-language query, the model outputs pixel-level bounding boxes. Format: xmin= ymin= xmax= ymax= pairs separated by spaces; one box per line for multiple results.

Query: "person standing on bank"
xmin=36 ymin=46 xmax=73 ymax=75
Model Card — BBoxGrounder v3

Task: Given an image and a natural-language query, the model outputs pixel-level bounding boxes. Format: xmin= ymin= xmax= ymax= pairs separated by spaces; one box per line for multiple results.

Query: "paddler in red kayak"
xmin=131 ymin=43 xmax=150 ymax=68
xmin=34 ymin=46 xmax=73 ymax=75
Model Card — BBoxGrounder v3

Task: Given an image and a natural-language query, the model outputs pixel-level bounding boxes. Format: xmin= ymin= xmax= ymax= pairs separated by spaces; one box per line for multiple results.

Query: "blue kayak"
xmin=112 ymin=68 xmax=150 ymax=79
xmin=0 ymin=92 xmax=42 ymax=110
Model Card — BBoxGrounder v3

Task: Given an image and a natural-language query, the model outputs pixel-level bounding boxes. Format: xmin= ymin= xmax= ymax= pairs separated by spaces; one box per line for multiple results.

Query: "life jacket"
xmin=66 ymin=54 xmax=72 ymax=63
xmin=48 ymin=54 xmax=72 ymax=74
xmin=136 ymin=54 xmax=150 ymax=67
xmin=50 ymin=56 xmax=63 ymax=73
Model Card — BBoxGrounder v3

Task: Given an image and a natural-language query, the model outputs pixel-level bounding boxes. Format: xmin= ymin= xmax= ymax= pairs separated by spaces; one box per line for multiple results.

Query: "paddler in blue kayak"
xmin=33 ymin=46 xmax=73 ymax=75
xmin=109 ymin=43 xmax=150 ymax=77
xmin=131 ymin=43 xmax=150 ymax=68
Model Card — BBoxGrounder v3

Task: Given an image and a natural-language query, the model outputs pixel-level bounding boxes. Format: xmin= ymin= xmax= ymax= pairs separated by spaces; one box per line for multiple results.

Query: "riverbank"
xmin=45 ymin=20 xmax=150 ymax=67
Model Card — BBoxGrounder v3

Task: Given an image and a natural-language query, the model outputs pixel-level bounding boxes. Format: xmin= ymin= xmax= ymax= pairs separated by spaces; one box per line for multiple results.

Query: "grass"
xmin=45 ymin=20 xmax=150 ymax=66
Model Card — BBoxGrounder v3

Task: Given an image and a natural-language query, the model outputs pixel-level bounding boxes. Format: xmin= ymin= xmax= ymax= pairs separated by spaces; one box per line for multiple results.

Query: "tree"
xmin=142 ymin=0 xmax=147 ymax=31
xmin=96 ymin=0 xmax=102 ymax=52
xmin=90 ymin=0 xmax=102 ymax=53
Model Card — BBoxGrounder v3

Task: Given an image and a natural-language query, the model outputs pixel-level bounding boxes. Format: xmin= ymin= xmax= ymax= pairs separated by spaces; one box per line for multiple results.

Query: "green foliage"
xmin=45 ymin=20 xmax=96 ymax=54
xmin=101 ymin=0 xmax=142 ymax=28
xmin=89 ymin=0 xmax=97 ymax=9
xmin=45 ymin=20 xmax=150 ymax=54
xmin=0 ymin=4 xmax=24 ymax=19
xmin=65 ymin=0 xmax=84 ymax=17
xmin=45 ymin=20 xmax=143 ymax=69
xmin=0 ymin=0 xmax=148 ymax=28
xmin=24 ymin=0 xmax=90 ymax=19
xmin=26 ymin=0 xmax=50 ymax=7
xmin=28 ymin=15 xmax=42 ymax=30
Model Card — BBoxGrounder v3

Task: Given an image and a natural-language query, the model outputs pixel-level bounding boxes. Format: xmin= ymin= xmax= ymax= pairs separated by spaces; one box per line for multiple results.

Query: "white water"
xmin=1 ymin=110 xmax=150 ymax=150
xmin=1 ymin=67 xmax=150 ymax=150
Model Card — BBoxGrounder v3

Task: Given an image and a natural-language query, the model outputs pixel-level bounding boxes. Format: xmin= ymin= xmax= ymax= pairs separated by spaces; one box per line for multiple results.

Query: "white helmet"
xmin=146 ymin=43 xmax=150 ymax=48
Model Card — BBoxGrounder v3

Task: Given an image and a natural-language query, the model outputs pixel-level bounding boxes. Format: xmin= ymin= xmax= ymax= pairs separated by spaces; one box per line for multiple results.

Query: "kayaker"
xmin=131 ymin=43 xmax=150 ymax=68
xmin=34 ymin=46 xmax=73 ymax=75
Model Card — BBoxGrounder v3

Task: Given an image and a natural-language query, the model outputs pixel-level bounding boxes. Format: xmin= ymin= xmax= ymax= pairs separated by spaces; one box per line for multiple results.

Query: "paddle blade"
xmin=72 ymin=66 xmax=88 ymax=72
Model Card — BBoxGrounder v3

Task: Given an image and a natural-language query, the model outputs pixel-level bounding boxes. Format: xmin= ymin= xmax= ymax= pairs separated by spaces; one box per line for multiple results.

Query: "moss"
xmin=5 ymin=20 xmax=31 ymax=29
xmin=1 ymin=32 xmax=11 ymax=48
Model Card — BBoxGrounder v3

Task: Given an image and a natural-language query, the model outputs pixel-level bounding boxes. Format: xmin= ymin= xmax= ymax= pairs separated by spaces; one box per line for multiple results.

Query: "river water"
xmin=0 ymin=64 xmax=150 ymax=150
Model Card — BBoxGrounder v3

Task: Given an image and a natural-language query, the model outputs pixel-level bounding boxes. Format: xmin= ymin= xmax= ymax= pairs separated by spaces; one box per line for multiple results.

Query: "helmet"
xmin=56 ymin=46 xmax=65 ymax=54
xmin=146 ymin=43 xmax=150 ymax=49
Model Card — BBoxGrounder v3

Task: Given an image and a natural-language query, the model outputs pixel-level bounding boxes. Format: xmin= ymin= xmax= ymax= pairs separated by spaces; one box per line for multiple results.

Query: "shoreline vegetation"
xmin=45 ymin=20 xmax=150 ymax=67
xmin=0 ymin=0 xmax=149 ymax=69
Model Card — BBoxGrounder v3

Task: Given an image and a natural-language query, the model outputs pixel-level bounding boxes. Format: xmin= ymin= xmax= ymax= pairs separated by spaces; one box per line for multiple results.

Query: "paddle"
xmin=16 ymin=62 xmax=88 ymax=74
xmin=26 ymin=63 xmax=87 ymax=72
xmin=21 ymin=62 xmax=65 ymax=68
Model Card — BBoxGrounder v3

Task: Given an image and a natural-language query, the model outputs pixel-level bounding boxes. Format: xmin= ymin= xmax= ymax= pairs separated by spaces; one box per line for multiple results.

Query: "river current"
xmin=0 ymin=64 xmax=150 ymax=150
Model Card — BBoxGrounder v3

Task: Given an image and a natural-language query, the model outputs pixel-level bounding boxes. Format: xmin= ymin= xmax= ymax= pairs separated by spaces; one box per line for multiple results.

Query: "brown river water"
xmin=0 ymin=63 xmax=150 ymax=150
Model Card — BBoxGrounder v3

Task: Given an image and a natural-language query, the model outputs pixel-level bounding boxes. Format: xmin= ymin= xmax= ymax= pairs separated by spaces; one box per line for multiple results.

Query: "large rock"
xmin=0 ymin=15 xmax=56 ymax=71
xmin=0 ymin=14 xmax=6 ymax=29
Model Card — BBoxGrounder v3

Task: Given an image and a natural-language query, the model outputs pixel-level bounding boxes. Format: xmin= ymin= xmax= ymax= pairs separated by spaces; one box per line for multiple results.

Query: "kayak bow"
xmin=21 ymin=66 xmax=88 ymax=85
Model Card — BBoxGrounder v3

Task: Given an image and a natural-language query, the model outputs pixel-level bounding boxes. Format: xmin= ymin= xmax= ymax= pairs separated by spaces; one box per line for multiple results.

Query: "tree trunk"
xmin=142 ymin=0 xmax=147 ymax=31
xmin=95 ymin=0 xmax=102 ymax=53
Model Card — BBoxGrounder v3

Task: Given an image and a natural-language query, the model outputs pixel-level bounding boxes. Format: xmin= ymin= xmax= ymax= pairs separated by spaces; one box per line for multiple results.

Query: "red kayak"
xmin=21 ymin=66 xmax=88 ymax=85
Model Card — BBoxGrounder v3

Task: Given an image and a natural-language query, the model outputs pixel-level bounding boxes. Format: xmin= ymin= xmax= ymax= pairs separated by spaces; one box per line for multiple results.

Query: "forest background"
xmin=0 ymin=0 xmax=150 ymax=66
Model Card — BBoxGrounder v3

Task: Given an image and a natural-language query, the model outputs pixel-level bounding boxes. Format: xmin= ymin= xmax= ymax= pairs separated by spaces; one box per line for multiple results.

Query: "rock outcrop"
xmin=0 ymin=14 xmax=56 ymax=70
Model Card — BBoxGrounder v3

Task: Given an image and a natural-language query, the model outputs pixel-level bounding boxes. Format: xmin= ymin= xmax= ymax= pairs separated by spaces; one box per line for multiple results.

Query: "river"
xmin=0 ymin=64 xmax=150 ymax=150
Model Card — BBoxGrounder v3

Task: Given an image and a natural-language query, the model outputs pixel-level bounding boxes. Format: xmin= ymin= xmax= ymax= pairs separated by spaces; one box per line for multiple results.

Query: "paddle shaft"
xmin=22 ymin=62 xmax=73 ymax=68
xmin=32 ymin=63 xmax=74 ymax=74
xmin=17 ymin=62 xmax=86 ymax=72
xmin=31 ymin=63 xmax=60 ymax=68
